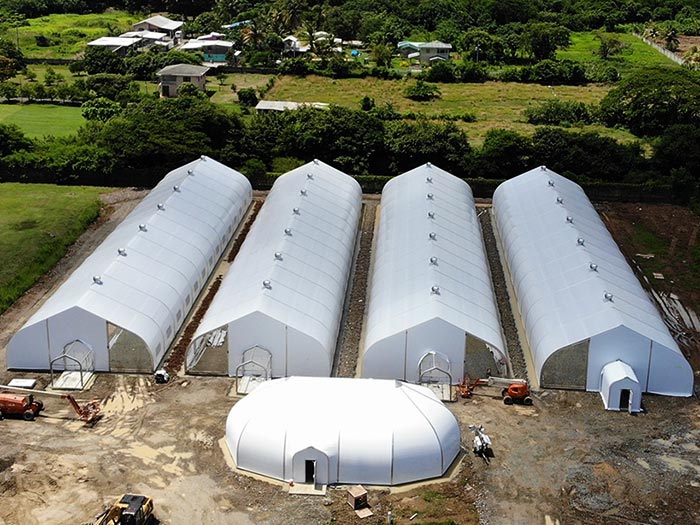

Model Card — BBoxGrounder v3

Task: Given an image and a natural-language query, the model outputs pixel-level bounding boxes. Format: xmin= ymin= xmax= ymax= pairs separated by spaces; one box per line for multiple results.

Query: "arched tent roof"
xmin=8 ymin=156 xmax=252 ymax=370
xmin=226 ymin=377 xmax=461 ymax=485
xmin=192 ymin=160 xmax=362 ymax=372
xmin=363 ymin=164 xmax=506 ymax=364
xmin=493 ymin=167 xmax=692 ymax=393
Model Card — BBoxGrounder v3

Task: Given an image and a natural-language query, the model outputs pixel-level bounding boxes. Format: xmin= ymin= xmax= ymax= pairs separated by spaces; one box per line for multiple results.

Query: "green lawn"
xmin=4 ymin=10 xmax=137 ymax=59
xmin=558 ymin=32 xmax=678 ymax=75
xmin=210 ymin=73 xmax=276 ymax=104
xmin=0 ymin=184 xmax=108 ymax=313
xmin=265 ymin=75 xmax=638 ymax=146
xmin=0 ymin=104 xmax=85 ymax=137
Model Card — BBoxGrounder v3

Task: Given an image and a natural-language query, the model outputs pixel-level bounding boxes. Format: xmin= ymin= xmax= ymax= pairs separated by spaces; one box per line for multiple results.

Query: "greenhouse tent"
xmin=226 ymin=377 xmax=461 ymax=485
xmin=7 ymin=156 xmax=252 ymax=373
xmin=187 ymin=160 xmax=362 ymax=378
xmin=362 ymin=164 xmax=506 ymax=385
xmin=492 ymin=166 xmax=693 ymax=407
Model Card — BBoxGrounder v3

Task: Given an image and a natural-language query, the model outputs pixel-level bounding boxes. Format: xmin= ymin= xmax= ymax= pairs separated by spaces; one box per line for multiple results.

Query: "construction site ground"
xmin=0 ymin=192 xmax=699 ymax=525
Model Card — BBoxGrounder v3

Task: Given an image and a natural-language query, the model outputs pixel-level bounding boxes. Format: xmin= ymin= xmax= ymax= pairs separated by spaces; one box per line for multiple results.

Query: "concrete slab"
xmin=52 ymin=371 xmax=94 ymax=391
xmin=288 ymin=483 xmax=327 ymax=496
xmin=237 ymin=376 xmax=267 ymax=395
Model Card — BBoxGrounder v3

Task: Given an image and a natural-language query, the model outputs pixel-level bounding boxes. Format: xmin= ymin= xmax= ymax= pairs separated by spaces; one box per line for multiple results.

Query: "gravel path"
xmin=479 ymin=209 xmax=528 ymax=381
xmin=333 ymin=201 xmax=377 ymax=378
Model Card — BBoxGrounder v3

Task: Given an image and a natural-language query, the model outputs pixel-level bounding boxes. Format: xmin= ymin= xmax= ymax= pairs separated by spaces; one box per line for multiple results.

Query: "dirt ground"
xmin=1 ymin=195 xmax=699 ymax=525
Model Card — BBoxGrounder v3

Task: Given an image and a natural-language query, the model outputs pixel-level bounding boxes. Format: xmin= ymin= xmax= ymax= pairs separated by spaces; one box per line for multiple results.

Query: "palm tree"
xmin=240 ymin=19 xmax=265 ymax=50
xmin=663 ymin=27 xmax=680 ymax=52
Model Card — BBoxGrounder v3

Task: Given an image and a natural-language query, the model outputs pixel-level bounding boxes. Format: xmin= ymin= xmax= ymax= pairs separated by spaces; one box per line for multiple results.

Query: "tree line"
xmin=0 ymin=66 xmax=698 ymax=206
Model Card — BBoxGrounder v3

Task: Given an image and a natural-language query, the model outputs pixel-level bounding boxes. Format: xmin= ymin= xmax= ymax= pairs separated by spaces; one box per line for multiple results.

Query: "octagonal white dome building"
xmin=225 ymin=377 xmax=461 ymax=486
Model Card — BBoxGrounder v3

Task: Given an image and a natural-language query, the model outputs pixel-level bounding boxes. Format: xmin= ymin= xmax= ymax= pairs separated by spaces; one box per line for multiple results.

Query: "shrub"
xmin=404 ymin=80 xmax=441 ymax=101
xmin=237 ymin=87 xmax=259 ymax=107
xmin=523 ymin=100 xmax=595 ymax=125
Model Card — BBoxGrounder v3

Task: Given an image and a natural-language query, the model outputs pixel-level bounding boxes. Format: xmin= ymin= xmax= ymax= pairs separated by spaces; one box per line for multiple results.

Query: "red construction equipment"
xmin=459 ymin=376 xmax=533 ymax=405
xmin=0 ymin=392 xmax=43 ymax=420
xmin=0 ymin=385 xmax=101 ymax=423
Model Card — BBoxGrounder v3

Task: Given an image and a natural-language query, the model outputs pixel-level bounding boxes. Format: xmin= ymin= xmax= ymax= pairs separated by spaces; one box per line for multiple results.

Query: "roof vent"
xmin=431 ymin=285 xmax=440 ymax=295
xmin=313 ymin=159 xmax=319 ymax=165
xmin=92 ymin=275 xmax=103 ymax=285
xmin=117 ymin=248 xmax=127 ymax=256
xmin=157 ymin=203 xmax=165 ymax=210
xmin=428 ymin=232 xmax=437 ymax=240
xmin=187 ymin=169 xmax=194 ymax=175
xmin=262 ymin=280 xmax=272 ymax=289
xmin=427 ymin=211 xmax=435 ymax=219
xmin=566 ymin=216 xmax=574 ymax=223
xmin=138 ymin=224 xmax=147 ymax=232
xmin=604 ymin=292 xmax=614 ymax=302
xmin=200 ymin=155 xmax=207 ymax=161
xmin=589 ymin=263 xmax=598 ymax=271
xmin=274 ymin=252 xmax=283 ymax=260
xmin=300 ymin=189 xmax=307 ymax=196
xmin=306 ymin=172 xmax=314 ymax=180
xmin=284 ymin=228 xmax=292 ymax=236
xmin=427 ymin=193 xmax=434 ymax=200
xmin=426 ymin=162 xmax=432 ymax=168
xmin=429 ymin=256 xmax=438 ymax=265
xmin=577 ymin=237 xmax=585 ymax=246
xmin=541 ymin=166 xmax=548 ymax=171
xmin=426 ymin=176 xmax=433 ymax=183
xmin=556 ymin=197 xmax=563 ymax=204
xmin=173 ymin=185 xmax=180 ymax=192
xmin=292 ymin=207 xmax=300 ymax=215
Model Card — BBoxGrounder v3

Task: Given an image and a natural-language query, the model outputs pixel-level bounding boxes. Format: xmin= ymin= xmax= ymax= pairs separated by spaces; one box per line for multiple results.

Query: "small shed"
xmin=600 ymin=361 xmax=642 ymax=413
xmin=156 ymin=64 xmax=209 ymax=97
xmin=347 ymin=485 xmax=368 ymax=509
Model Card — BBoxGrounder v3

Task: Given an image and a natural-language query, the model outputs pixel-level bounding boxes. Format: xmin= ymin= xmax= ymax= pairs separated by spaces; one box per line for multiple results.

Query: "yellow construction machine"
xmin=93 ymin=494 xmax=156 ymax=525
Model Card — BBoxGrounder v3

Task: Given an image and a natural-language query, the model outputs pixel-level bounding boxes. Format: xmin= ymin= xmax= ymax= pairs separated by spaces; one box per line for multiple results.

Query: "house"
xmin=156 ymin=64 xmax=210 ymax=98
xmin=120 ymin=30 xmax=171 ymax=48
xmin=398 ymin=40 xmax=452 ymax=64
xmin=132 ymin=15 xmax=183 ymax=38
xmin=282 ymin=35 xmax=309 ymax=54
xmin=87 ymin=36 xmax=143 ymax=55
xmin=180 ymin=39 xmax=234 ymax=63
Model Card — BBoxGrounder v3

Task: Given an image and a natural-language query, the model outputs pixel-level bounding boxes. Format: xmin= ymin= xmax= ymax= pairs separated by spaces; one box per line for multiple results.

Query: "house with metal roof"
xmin=180 ymin=39 xmax=234 ymax=62
xmin=132 ymin=15 xmax=183 ymax=37
xmin=156 ymin=64 xmax=209 ymax=97
xmin=398 ymin=40 xmax=452 ymax=64
xmin=87 ymin=36 xmax=143 ymax=54
xmin=186 ymin=160 xmax=361 ymax=378
xmin=492 ymin=166 xmax=694 ymax=412
xmin=7 ymin=157 xmax=252 ymax=374
xmin=226 ymin=377 xmax=461 ymax=486
xmin=361 ymin=164 xmax=507 ymax=387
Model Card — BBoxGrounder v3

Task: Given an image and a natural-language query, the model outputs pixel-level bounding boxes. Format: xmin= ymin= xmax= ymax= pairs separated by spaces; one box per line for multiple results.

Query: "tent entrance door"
xmin=619 ymin=389 xmax=631 ymax=411
xmin=305 ymin=460 xmax=315 ymax=484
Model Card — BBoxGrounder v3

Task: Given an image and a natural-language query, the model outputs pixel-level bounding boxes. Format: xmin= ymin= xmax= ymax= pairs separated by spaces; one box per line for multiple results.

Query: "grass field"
xmin=558 ymin=32 xmax=677 ymax=74
xmin=265 ymin=75 xmax=637 ymax=145
xmin=0 ymin=104 xmax=84 ymax=137
xmin=0 ymin=184 xmax=107 ymax=313
xmin=5 ymin=10 xmax=136 ymax=59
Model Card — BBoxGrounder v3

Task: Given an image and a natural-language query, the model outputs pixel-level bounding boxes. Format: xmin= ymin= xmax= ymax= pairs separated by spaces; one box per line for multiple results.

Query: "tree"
xmin=371 ymin=44 xmax=393 ymax=68
xmin=663 ymin=26 xmax=680 ymax=52
xmin=82 ymin=46 xmax=125 ymax=75
xmin=521 ymin=22 xmax=571 ymax=61
xmin=237 ymin=87 xmax=258 ymax=107
xmin=69 ymin=60 xmax=86 ymax=76
xmin=476 ymin=129 xmax=533 ymax=178
xmin=596 ymin=33 xmax=628 ymax=60
xmin=600 ymin=68 xmax=700 ymax=136
xmin=0 ymin=123 xmax=32 ymax=156
xmin=0 ymin=38 xmax=23 ymax=81
xmin=404 ymin=80 xmax=441 ymax=101
xmin=44 ymin=67 xmax=64 ymax=86
xmin=81 ymin=97 xmax=123 ymax=122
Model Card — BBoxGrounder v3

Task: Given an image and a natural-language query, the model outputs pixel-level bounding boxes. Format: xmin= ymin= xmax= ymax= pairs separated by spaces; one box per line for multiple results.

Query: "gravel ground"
xmin=479 ymin=208 xmax=528 ymax=381
xmin=333 ymin=200 xmax=377 ymax=378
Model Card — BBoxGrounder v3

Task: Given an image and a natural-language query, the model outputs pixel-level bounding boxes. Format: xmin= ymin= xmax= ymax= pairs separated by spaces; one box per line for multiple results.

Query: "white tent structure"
xmin=187 ymin=160 xmax=362 ymax=378
xmin=7 ymin=156 xmax=252 ymax=373
xmin=493 ymin=167 xmax=693 ymax=410
xmin=361 ymin=164 xmax=506 ymax=385
xmin=226 ymin=377 xmax=461 ymax=486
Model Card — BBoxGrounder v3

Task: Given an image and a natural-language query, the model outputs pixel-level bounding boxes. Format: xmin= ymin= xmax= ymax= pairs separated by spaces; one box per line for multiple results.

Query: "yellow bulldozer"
xmin=93 ymin=494 xmax=155 ymax=525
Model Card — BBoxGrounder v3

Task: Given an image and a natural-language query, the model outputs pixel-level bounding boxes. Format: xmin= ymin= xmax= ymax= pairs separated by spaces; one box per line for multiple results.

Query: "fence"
xmin=633 ymin=33 xmax=684 ymax=65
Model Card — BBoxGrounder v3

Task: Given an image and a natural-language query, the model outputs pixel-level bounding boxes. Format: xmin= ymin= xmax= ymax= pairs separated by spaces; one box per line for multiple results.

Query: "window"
xmin=181 ymin=76 xmax=191 ymax=82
